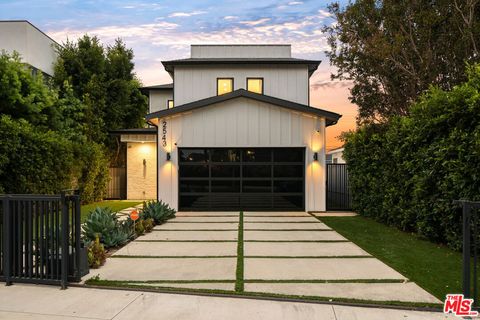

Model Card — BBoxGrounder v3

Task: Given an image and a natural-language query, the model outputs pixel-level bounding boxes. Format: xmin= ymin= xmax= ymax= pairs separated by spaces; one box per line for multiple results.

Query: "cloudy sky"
xmin=0 ymin=0 xmax=356 ymax=149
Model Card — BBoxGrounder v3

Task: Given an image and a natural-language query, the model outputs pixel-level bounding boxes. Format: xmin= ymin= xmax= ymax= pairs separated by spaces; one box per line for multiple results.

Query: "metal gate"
xmin=107 ymin=167 xmax=126 ymax=199
xmin=326 ymin=164 xmax=352 ymax=211
xmin=0 ymin=191 xmax=87 ymax=288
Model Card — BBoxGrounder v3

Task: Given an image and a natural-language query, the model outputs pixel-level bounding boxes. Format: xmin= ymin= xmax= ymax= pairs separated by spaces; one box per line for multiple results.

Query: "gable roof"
xmin=162 ymin=58 xmax=320 ymax=76
xmin=146 ymin=89 xmax=341 ymax=126
xmin=141 ymin=83 xmax=173 ymax=90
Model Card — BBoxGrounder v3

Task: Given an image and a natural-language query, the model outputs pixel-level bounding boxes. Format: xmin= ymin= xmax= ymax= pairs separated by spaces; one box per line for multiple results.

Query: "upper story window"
xmin=217 ymin=78 xmax=233 ymax=95
xmin=167 ymin=100 xmax=174 ymax=109
xmin=247 ymin=78 xmax=263 ymax=94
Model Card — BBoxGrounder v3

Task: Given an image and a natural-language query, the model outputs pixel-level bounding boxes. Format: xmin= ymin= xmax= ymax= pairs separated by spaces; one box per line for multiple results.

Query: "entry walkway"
xmin=0 ymin=284 xmax=452 ymax=320
xmin=88 ymin=211 xmax=441 ymax=305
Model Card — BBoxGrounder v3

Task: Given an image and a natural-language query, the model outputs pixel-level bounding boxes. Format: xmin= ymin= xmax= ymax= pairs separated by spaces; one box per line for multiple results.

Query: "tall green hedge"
xmin=343 ymin=64 xmax=480 ymax=250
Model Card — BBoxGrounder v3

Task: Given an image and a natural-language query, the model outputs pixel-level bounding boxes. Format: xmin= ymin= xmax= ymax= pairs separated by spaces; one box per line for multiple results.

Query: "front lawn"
xmin=320 ymin=216 xmax=462 ymax=300
xmin=81 ymin=200 xmax=143 ymax=222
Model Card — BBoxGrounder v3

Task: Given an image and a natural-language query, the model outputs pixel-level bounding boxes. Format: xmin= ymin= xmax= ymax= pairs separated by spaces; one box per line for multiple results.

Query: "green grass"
xmin=235 ymin=211 xmax=244 ymax=292
xmin=319 ymin=216 xmax=462 ymax=300
xmin=81 ymin=200 xmax=142 ymax=222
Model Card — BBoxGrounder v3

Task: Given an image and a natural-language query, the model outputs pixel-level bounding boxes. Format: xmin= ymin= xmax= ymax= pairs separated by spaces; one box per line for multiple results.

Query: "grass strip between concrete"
xmin=235 ymin=211 xmax=244 ymax=292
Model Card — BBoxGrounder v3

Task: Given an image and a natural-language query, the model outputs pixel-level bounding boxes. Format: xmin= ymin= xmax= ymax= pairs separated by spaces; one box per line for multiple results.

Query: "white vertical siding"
xmin=191 ymin=45 xmax=291 ymax=58
xmin=149 ymin=90 xmax=173 ymax=113
xmin=173 ymin=65 xmax=309 ymax=106
xmin=156 ymin=97 xmax=326 ymax=211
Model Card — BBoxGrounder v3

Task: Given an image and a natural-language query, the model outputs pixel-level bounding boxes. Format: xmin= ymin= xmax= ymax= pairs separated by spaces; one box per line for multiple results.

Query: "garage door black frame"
xmin=178 ymin=148 xmax=305 ymax=211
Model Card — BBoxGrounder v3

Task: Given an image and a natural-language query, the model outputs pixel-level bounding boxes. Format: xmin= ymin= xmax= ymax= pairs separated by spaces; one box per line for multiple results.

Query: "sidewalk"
xmin=0 ymin=284 xmax=452 ymax=320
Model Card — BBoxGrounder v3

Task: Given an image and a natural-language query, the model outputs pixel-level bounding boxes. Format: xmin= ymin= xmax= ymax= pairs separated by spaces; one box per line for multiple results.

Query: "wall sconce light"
xmin=313 ymin=152 xmax=318 ymax=161
xmin=166 ymin=152 xmax=171 ymax=161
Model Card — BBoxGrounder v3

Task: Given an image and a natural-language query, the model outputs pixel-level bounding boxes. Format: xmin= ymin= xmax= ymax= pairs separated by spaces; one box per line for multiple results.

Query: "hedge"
xmin=343 ymin=64 xmax=480 ymax=250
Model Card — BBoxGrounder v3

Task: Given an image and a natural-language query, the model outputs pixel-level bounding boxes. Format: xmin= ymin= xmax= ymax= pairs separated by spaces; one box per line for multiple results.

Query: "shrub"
xmin=343 ymin=64 xmax=480 ymax=250
xmin=135 ymin=219 xmax=145 ymax=236
xmin=141 ymin=200 xmax=176 ymax=225
xmin=87 ymin=235 xmax=106 ymax=268
xmin=83 ymin=207 xmax=132 ymax=248
xmin=142 ymin=218 xmax=154 ymax=233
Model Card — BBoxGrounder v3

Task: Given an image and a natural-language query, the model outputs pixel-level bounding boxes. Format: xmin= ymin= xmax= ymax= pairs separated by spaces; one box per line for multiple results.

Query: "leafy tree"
xmin=53 ymin=36 xmax=148 ymax=151
xmin=325 ymin=0 xmax=480 ymax=124
xmin=0 ymin=52 xmax=108 ymax=202
xmin=343 ymin=64 xmax=480 ymax=250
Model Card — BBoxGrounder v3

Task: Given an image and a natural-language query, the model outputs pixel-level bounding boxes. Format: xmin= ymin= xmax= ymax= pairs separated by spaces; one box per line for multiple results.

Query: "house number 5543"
xmin=161 ymin=120 xmax=167 ymax=147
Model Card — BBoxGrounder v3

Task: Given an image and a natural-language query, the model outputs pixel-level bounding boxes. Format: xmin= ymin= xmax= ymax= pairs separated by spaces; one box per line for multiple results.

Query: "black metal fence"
xmin=326 ymin=164 xmax=352 ymax=211
xmin=0 ymin=191 xmax=87 ymax=288
xmin=457 ymin=200 xmax=480 ymax=307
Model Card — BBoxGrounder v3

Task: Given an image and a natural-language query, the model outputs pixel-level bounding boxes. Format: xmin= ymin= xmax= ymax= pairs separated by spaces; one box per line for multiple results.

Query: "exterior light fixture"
xmin=313 ymin=152 xmax=318 ymax=161
xmin=166 ymin=152 xmax=171 ymax=161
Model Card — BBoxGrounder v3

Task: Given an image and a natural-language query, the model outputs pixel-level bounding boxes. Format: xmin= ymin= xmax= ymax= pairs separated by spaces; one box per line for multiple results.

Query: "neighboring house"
xmin=326 ymin=147 xmax=345 ymax=164
xmin=0 ymin=20 xmax=58 ymax=77
xmin=114 ymin=44 xmax=342 ymax=211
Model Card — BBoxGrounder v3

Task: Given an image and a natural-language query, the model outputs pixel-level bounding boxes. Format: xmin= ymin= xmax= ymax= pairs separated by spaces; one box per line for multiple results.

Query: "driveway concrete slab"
xmin=245 ymin=230 xmax=347 ymax=241
xmin=245 ymin=258 xmax=406 ymax=280
xmin=0 ymin=284 xmax=140 ymax=319
xmin=140 ymin=230 xmax=238 ymax=241
xmin=113 ymin=241 xmax=236 ymax=256
xmin=245 ymin=282 xmax=440 ymax=303
xmin=176 ymin=211 xmax=239 ymax=217
xmin=244 ymin=222 xmax=330 ymax=230
xmin=114 ymin=290 xmax=337 ymax=320
xmin=154 ymin=223 xmax=238 ymax=230
xmin=244 ymin=212 xmax=310 ymax=217
xmin=244 ymin=242 xmax=370 ymax=257
xmin=128 ymin=282 xmax=235 ymax=291
xmin=91 ymin=257 xmax=236 ymax=281
xmin=171 ymin=216 xmax=239 ymax=222
xmin=244 ymin=216 xmax=319 ymax=223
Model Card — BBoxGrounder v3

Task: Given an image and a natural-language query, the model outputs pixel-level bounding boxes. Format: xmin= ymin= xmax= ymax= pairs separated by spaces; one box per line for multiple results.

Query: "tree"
xmin=325 ymin=0 xmax=480 ymax=124
xmin=53 ymin=36 xmax=148 ymax=149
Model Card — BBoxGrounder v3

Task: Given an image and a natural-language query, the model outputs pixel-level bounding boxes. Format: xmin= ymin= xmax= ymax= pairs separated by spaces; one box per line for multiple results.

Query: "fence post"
xmin=60 ymin=192 xmax=68 ymax=289
xmin=74 ymin=191 xmax=81 ymax=280
xmin=463 ymin=201 xmax=472 ymax=298
xmin=2 ymin=196 xmax=12 ymax=286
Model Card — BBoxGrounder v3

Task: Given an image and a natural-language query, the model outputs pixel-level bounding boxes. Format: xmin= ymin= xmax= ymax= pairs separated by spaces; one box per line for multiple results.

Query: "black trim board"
xmin=109 ymin=128 xmax=157 ymax=135
xmin=162 ymin=58 xmax=320 ymax=76
xmin=146 ymin=89 xmax=341 ymax=126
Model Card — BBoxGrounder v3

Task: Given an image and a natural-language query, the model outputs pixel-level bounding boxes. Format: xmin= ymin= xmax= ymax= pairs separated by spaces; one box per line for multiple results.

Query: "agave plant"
xmin=83 ymin=207 xmax=118 ymax=243
xmin=141 ymin=200 xmax=176 ymax=225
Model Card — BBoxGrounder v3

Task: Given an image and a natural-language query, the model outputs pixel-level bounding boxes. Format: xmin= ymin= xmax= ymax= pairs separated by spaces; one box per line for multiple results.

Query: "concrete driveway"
xmin=88 ymin=211 xmax=441 ymax=304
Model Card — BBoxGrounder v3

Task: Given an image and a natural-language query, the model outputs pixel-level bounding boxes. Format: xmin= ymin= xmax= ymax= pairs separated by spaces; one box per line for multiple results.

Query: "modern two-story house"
xmin=114 ymin=45 xmax=341 ymax=212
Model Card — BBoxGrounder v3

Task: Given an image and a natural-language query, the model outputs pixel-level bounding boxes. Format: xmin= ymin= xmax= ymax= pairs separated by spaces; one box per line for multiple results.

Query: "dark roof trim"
xmin=146 ymin=89 xmax=341 ymax=126
xmin=162 ymin=58 xmax=320 ymax=76
xmin=141 ymin=83 xmax=173 ymax=90
xmin=109 ymin=128 xmax=157 ymax=135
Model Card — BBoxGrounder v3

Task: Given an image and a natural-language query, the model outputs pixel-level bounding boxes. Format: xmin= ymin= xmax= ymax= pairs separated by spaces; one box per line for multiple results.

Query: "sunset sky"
xmin=0 ymin=0 xmax=356 ymax=149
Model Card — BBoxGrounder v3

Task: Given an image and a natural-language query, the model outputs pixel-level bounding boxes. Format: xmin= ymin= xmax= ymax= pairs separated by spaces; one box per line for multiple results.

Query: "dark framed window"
xmin=217 ymin=78 xmax=234 ymax=95
xmin=246 ymin=78 xmax=264 ymax=94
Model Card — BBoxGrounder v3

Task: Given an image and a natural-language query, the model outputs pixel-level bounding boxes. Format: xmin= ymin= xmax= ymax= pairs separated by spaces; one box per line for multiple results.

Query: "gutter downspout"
xmin=146 ymin=120 xmax=159 ymax=201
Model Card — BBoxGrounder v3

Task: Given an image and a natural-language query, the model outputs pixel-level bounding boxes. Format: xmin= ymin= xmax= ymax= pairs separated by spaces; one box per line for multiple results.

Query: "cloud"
xmin=169 ymin=10 xmax=207 ymax=18
xmin=318 ymin=9 xmax=332 ymax=18
xmin=311 ymin=80 xmax=353 ymax=90
xmin=239 ymin=18 xmax=270 ymax=26
xmin=223 ymin=16 xmax=237 ymax=20
xmin=288 ymin=1 xmax=303 ymax=5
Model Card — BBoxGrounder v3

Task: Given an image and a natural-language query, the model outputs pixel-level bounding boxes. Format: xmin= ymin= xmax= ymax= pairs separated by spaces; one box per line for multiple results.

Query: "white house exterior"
xmin=327 ymin=147 xmax=346 ymax=164
xmin=133 ymin=45 xmax=342 ymax=212
xmin=0 ymin=20 xmax=58 ymax=76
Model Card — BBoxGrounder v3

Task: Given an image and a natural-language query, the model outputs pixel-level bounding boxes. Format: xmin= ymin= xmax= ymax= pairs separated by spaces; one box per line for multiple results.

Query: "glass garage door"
xmin=178 ymin=148 xmax=305 ymax=211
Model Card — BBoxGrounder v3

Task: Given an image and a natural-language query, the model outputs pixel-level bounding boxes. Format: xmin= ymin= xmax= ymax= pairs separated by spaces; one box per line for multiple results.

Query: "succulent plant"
xmin=141 ymin=200 xmax=176 ymax=225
